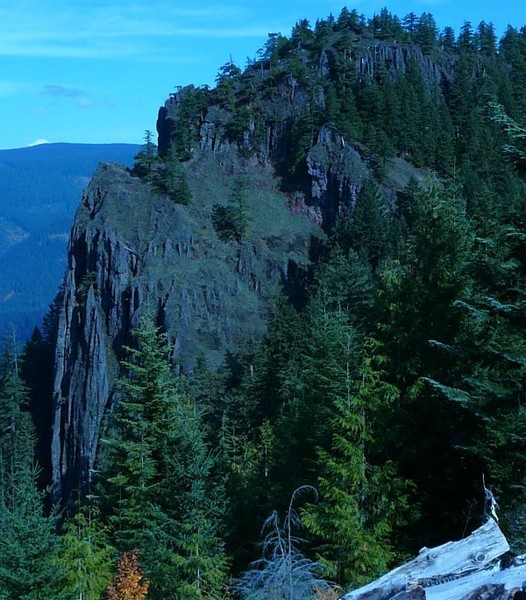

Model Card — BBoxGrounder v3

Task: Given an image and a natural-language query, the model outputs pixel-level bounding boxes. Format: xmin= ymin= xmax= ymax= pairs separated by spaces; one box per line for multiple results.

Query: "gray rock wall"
xmin=51 ymin=158 xmax=318 ymax=502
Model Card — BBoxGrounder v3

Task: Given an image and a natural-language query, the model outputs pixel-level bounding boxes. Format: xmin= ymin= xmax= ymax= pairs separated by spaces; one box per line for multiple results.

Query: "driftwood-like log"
xmin=425 ymin=558 xmax=526 ymax=599
xmin=341 ymin=519 xmax=510 ymax=600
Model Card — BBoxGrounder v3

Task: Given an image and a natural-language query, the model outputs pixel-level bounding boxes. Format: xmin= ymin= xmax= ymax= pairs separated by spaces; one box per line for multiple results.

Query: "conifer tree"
xmin=99 ymin=311 xmax=228 ymax=598
xmin=56 ymin=504 xmax=114 ymax=600
xmin=134 ymin=130 xmax=158 ymax=176
xmin=160 ymin=145 xmax=192 ymax=205
xmin=302 ymin=341 xmax=412 ymax=587
xmin=0 ymin=343 xmax=64 ymax=599
xmin=347 ymin=178 xmax=390 ymax=268
xmin=271 ymin=292 xmax=361 ymax=505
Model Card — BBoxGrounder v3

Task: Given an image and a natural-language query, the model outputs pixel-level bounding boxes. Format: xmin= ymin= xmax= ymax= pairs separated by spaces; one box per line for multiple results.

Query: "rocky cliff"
xmin=51 ymin=154 xmax=321 ymax=501
xmin=51 ymin=30 xmax=445 ymax=503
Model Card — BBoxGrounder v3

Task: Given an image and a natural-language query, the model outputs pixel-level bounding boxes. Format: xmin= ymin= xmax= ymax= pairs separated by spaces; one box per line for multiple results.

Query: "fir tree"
xmin=99 ymin=312 xmax=228 ymax=599
xmin=302 ymin=340 xmax=413 ymax=587
xmin=0 ymin=344 xmax=64 ymax=599
xmin=56 ymin=504 xmax=114 ymax=600
xmin=134 ymin=130 xmax=159 ymax=176
xmin=160 ymin=145 xmax=192 ymax=204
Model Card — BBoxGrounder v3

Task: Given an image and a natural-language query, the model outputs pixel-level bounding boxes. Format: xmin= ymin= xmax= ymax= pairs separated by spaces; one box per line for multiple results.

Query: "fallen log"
xmin=425 ymin=557 xmax=526 ymax=599
xmin=341 ymin=518 xmax=511 ymax=600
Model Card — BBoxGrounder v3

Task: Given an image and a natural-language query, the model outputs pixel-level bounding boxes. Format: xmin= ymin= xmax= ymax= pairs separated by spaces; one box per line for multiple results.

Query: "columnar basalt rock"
xmin=52 ymin=31 xmax=447 ymax=503
xmin=51 ymin=158 xmax=318 ymax=503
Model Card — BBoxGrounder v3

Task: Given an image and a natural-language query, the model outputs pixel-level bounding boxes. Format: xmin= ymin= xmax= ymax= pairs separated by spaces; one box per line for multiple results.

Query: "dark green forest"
xmin=2 ymin=7 xmax=526 ymax=599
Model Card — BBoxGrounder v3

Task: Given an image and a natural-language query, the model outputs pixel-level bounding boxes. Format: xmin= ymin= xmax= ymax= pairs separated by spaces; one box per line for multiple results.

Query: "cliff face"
xmin=351 ymin=40 xmax=454 ymax=88
xmin=52 ymin=32 xmax=444 ymax=502
xmin=51 ymin=158 xmax=318 ymax=501
xmin=157 ymin=39 xmax=445 ymax=231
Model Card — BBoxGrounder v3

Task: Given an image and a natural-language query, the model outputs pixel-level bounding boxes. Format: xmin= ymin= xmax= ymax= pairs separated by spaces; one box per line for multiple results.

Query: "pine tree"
xmin=271 ymin=293 xmax=361 ymax=507
xmin=160 ymin=145 xmax=192 ymax=205
xmin=347 ymin=178 xmax=390 ymax=268
xmin=0 ymin=343 xmax=64 ymax=599
xmin=134 ymin=130 xmax=159 ymax=176
xmin=302 ymin=340 xmax=412 ymax=587
xmin=99 ymin=311 xmax=228 ymax=598
xmin=373 ymin=181 xmax=480 ymax=542
xmin=56 ymin=504 xmax=114 ymax=600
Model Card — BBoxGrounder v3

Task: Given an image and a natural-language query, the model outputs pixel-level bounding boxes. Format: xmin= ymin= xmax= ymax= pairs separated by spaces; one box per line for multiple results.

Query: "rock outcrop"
xmin=51 ymin=157 xmax=318 ymax=502
xmin=51 ymin=31 xmax=448 ymax=503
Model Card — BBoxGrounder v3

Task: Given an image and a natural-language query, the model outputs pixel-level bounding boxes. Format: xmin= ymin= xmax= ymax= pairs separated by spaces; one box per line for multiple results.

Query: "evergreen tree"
xmin=271 ymin=293 xmax=361 ymax=506
xmin=458 ymin=21 xmax=475 ymax=53
xmin=374 ymin=181 xmax=480 ymax=542
xmin=56 ymin=504 xmax=114 ymax=600
xmin=415 ymin=13 xmax=438 ymax=53
xmin=347 ymin=178 xmax=390 ymax=268
xmin=99 ymin=312 xmax=228 ymax=598
xmin=134 ymin=130 xmax=159 ymax=176
xmin=402 ymin=13 xmax=418 ymax=40
xmin=0 ymin=344 xmax=64 ymax=599
xmin=439 ymin=26 xmax=456 ymax=51
xmin=160 ymin=145 xmax=192 ymax=205
xmin=302 ymin=341 xmax=412 ymax=587
xmin=476 ymin=21 xmax=497 ymax=56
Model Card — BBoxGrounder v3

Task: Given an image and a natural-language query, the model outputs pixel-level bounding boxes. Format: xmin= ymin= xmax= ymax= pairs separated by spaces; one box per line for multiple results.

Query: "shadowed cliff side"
xmin=51 ymin=154 xmax=320 ymax=502
xmin=51 ymin=24 xmax=459 ymax=503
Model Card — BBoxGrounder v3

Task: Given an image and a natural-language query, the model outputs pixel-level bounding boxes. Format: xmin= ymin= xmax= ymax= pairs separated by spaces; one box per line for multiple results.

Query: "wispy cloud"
xmin=27 ymin=138 xmax=50 ymax=147
xmin=40 ymin=83 xmax=95 ymax=110
xmin=0 ymin=2 xmax=268 ymax=60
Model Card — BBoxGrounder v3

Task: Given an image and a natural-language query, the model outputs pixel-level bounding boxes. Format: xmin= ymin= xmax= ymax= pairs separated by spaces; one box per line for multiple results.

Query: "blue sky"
xmin=1 ymin=0 xmax=525 ymax=150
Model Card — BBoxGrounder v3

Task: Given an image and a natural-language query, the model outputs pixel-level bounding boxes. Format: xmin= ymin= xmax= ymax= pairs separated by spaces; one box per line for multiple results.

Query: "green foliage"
xmin=134 ymin=130 xmax=159 ymax=175
xmin=159 ymin=145 xmax=192 ymax=204
xmin=12 ymin=5 xmax=526 ymax=595
xmin=170 ymin=86 xmax=210 ymax=160
xmin=211 ymin=175 xmax=251 ymax=242
xmin=489 ymin=101 xmax=526 ymax=163
xmin=302 ymin=341 xmax=413 ymax=587
xmin=56 ymin=505 xmax=114 ymax=599
xmin=0 ymin=473 xmax=64 ymax=600
xmin=271 ymin=297 xmax=361 ymax=498
xmin=346 ymin=178 xmax=391 ymax=267
xmin=0 ymin=343 xmax=64 ymax=599
xmin=98 ymin=311 xmax=228 ymax=599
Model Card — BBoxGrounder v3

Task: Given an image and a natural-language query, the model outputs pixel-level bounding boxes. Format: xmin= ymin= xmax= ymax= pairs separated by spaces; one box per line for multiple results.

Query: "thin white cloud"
xmin=0 ymin=2 xmax=268 ymax=59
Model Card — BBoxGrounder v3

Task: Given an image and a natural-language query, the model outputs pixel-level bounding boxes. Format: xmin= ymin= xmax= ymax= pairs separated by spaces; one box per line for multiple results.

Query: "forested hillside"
xmin=1 ymin=8 xmax=526 ymax=599
xmin=0 ymin=143 xmax=139 ymax=340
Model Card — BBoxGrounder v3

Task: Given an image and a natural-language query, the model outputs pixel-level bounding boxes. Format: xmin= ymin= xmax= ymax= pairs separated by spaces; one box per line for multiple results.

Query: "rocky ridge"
xmin=51 ymin=35 xmax=442 ymax=502
xmin=51 ymin=156 xmax=319 ymax=501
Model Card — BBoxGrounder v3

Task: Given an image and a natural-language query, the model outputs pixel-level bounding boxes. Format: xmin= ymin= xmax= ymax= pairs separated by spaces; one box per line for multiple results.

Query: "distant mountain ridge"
xmin=0 ymin=142 xmax=139 ymax=340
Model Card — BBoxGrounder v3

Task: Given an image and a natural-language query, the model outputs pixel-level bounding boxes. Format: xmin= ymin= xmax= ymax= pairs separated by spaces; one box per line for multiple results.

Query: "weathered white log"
xmin=341 ymin=519 xmax=509 ymax=600
xmin=425 ymin=558 xmax=526 ymax=599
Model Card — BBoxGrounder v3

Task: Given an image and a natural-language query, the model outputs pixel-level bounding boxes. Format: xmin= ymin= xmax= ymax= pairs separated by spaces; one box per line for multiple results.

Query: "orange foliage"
xmin=106 ymin=548 xmax=150 ymax=600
